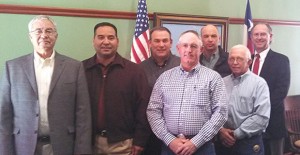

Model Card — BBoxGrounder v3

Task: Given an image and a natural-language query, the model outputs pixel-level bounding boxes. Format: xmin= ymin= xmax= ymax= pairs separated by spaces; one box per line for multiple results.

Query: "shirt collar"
xmin=230 ymin=70 xmax=251 ymax=83
xmin=255 ymin=47 xmax=270 ymax=61
xmin=34 ymin=50 xmax=56 ymax=65
xmin=203 ymin=48 xmax=220 ymax=61
xmin=85 ymin=53 xmax=124 ymax=69
xmin=150 ymin=53 xmax=173 ymax=68
xmin=179 ymin=63 xmax=201 ymax=74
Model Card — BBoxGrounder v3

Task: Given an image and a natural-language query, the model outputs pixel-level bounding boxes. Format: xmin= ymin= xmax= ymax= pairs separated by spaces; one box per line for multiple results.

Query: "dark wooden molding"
xmin=0 ymin=4 xmax=154 ymax=20
xmin=229 ymin=18 xmax=300 ymax=26
xmin=1 ymin=4 xmax=300 ymax=26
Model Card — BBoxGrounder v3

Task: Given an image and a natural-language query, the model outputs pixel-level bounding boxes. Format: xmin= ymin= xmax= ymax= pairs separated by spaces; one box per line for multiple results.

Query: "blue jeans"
xmin=161 ymin=142 xmax=215 ymax=155
xmin=215 ymin=134 xmax=264 ymax=155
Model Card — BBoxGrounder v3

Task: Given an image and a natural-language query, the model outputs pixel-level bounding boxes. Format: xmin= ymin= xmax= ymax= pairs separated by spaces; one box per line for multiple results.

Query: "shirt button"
xmin=36 ymin=114 xmax=39 ymax=117
xmin=34 ymin=130 xmax=38 ymax=134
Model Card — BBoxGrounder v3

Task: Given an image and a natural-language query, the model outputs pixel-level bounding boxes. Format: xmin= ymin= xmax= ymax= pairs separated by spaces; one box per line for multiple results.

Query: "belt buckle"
xmin=177 ymin=133 xmax=186 ymax=139
xmin=38 ymin=136 xmax=50 ymax=142
xmin=100 ymin=130 xmax=107 ymax=137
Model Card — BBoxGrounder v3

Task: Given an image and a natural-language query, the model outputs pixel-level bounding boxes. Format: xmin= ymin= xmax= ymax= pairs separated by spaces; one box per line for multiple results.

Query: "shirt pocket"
xmin=237 ymin=96 xmax=254 ymax=115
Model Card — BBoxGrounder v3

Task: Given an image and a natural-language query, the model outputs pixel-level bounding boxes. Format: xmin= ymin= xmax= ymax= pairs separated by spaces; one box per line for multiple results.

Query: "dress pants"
xmin=215 ymin=134 xmax=264 ymax=155
xmin=263 ymin=137 xmax=284 ymax=155
xmin=35 ymin=139 xmax=53 ymax=155
xmin=161 ymin=141 xmax=215 ymax=155
xmin=94 ymin=134 xmax=132 ymax=155
xmin=141 ymin=133 xmax=162 ymax=155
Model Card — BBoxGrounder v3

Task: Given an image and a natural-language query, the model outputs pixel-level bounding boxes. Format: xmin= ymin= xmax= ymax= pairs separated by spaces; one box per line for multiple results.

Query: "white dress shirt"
xmin=34 ymin=51 xmax=55 ymax=136
xmin=252 ymin=48 xmax=269 ymax=75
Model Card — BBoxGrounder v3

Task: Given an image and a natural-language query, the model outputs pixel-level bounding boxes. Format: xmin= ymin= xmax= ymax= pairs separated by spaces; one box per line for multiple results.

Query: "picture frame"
xmin=153 ymin=13 xmax=229 ymax=55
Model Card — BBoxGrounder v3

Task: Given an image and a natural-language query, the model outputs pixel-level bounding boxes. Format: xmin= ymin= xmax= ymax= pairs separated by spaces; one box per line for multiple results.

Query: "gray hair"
xmin=177 ymin=30 xmax=203 ymax=47
xmin=28 ymin=15 xmax=57 ymax=32
xmin=229 ymin=44 xmax=251 ymax=60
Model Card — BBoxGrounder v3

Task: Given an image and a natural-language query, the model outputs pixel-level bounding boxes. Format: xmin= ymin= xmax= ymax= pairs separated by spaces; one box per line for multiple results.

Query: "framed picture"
xmin=153 ymin=13 xmax=229 ymax=56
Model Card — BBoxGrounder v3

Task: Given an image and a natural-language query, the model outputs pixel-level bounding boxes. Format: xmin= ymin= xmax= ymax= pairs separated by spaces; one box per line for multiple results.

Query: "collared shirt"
xmin=252 ymin=48 xmax=270 ymax=75
xmin=140 ymin=54 xmax=180 ymax=88
xmin=201 ymin=49 xmax=220 ymax=69
xmin=34 ymin=51 xmax=55 ymax=136
xmin=83 ymin=53 xmax=151 ymax=147
xmin=223 ymin=70 xmax=270 ymax=140
xmin=147 ymin=63 xmax=227 ymax=148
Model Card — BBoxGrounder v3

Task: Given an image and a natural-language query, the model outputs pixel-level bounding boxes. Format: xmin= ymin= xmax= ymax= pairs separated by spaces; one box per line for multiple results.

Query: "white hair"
xmin=229 ymin=44 xmax=251 ymax=60
xmin=28 ymin=15 xmax=57 ymax=32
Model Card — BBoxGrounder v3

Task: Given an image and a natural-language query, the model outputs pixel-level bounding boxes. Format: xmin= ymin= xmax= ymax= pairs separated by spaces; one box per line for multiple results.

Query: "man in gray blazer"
xmin=0 ymin=15 xmax=92 ymax=155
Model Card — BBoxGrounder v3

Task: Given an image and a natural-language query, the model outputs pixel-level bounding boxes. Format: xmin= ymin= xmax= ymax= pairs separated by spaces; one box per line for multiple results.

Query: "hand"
xmin=219 ymin=128 xmax=236 ymax=147
xmin=176 ymin=140 xmax=197 ymax=155
xmin=169 ymin=138 xmax=189 ymax=154
xmin=130 ymin=145 xmax=144 ymax=155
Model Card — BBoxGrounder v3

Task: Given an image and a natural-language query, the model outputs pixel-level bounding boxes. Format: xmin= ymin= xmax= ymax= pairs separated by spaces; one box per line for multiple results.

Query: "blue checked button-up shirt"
xmin=147 ymin=63 xmax=228 ymax=148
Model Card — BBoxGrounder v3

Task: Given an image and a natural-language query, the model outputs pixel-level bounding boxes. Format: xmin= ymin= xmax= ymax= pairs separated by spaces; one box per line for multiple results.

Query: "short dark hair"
xmin=94 ymin=22 xmax=118 ymax=37
xmin=149 ymin=26 xmax=172 ymax=40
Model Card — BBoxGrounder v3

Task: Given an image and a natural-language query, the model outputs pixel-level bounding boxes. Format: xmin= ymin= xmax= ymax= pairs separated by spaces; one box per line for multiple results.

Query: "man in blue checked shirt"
xmin=147 ymin=30 xmax=228 ymax=155
xmin=215 ymin=44 xmax=270 ymax=155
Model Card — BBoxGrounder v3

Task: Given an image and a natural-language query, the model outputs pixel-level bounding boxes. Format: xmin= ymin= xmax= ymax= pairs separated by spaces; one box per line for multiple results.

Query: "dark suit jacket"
xmin=0 ymin=52 xmax=92 ymax=155
xmin=200 ymin=46 xmax=232 ymax=77
xmin=251 ymin=49 xmax=290 ymax=139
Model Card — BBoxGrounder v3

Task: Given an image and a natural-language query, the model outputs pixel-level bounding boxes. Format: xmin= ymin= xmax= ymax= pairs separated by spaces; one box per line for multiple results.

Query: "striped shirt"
xmin=147 ymin=63 xmax=227 ymax=148
xmin=223 ymin=70 xmax=270 ymax=139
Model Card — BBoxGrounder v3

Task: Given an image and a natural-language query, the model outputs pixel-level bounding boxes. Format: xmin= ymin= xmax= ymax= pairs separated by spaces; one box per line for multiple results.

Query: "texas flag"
xmin=243 ymin=0 xmax=254 ymax=54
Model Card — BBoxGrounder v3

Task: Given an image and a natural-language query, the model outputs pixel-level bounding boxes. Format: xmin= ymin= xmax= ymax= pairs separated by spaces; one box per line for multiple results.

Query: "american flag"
xmin=130 ymin=0 xmax=150 ymax=63
xmin=243 ymin=0 xmax=254 ymax=54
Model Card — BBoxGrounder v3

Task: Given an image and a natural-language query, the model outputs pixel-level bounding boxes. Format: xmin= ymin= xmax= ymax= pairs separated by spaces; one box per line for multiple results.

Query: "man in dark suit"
xmin=250 ymin=23 xmax=290 ymax=155
xmin=200 ymin=24 xmax=231 ymax=77
xmin=0 ymin=15 xmax=92 ymax=155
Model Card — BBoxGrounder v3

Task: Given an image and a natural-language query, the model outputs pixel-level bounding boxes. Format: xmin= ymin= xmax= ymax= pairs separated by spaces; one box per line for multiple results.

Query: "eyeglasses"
xmin=228 ymin=57 xmax=245 ymax=63
xmin=30 ymin=28 xmax=57 ymax=36
xmin=252 ymin=32 xmax=268 ymax=38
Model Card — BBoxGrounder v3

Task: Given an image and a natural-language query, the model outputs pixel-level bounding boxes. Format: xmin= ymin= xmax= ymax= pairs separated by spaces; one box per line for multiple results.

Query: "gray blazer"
xmin=0 ymin=52 xmax=92 ymax=155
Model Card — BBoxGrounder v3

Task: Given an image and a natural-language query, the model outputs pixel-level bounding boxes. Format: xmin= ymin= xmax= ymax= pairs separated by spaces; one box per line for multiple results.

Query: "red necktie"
xmin=253 ymin=54 xmax=260 ymax=75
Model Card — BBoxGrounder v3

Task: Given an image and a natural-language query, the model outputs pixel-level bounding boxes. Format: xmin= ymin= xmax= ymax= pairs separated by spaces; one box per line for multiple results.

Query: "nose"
xmin=207 ymin=36 xmax=213 ymax=42
xmin=102 ymin=38 xmax=110 ymax=44
xmin=40 ymin=32 xmax=49 ymax=38
xmin=233 ymin=59 xmax=238 ymax=64
xmin=159 ymin=41 xmax=164 ymax=47
xmin=185 ymin=46 xmax=192 ymax=53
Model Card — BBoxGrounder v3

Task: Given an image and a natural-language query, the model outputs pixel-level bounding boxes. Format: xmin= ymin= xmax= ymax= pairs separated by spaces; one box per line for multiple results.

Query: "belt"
xmin=37 ymin=136 xmax=50 ymax=142
xmin=176 ymin=134 xmax=195 ymax=139
xmin=98 ymin=130 xmax=107 ymax=137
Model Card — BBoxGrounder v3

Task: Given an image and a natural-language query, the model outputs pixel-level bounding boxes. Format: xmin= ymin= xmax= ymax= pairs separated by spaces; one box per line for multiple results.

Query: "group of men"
xmin=0 ymin=15 xmax=290 ymax=155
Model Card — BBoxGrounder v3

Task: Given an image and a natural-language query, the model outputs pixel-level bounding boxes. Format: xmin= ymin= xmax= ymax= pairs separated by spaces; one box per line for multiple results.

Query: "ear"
xmin=269 ymin=33 xmax=273 ymax=43
xmin=176 ymin=44 xmax=180 ymax=55
xmin=148 ymin=39 xmax=152 ymax=48
xmin=247 ymin=59 xmax=253 ymax=66
xmin=28 ymin=33 xmax=32 ymax=40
